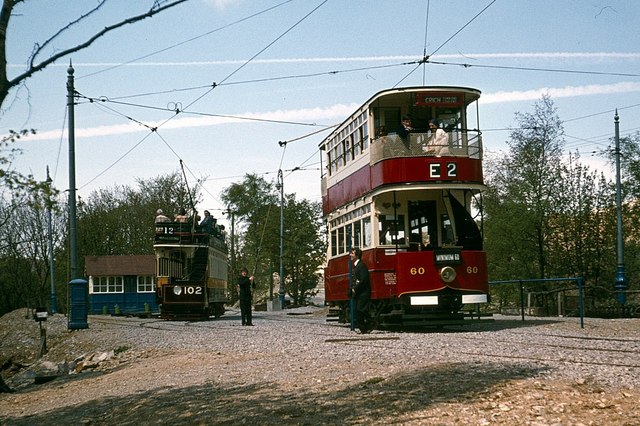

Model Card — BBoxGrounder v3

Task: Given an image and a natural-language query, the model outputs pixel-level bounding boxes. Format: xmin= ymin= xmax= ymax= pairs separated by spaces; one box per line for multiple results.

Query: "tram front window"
xmin=408 ymin=200 xmax=437 ymax=250
xmin=378 ymin=214 xmax=405 ymax=245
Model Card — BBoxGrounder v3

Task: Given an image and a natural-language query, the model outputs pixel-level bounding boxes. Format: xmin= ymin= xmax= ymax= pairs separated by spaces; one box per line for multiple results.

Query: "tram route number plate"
xmin=429 ymin=162 xmax=457 ymax=178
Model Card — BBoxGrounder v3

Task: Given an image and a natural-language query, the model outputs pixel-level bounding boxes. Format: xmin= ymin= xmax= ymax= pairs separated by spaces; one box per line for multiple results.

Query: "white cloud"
xmin=481 ymin=81 xmax=640 ymax=104
xmin=29 ymin=103 xmax=358 ymax=141
xmin=17 ymin=51 xmax=640 ymax=68
xmin=28 ymin=80 xmax=640 ymax=141
xmin=202 ymin=0 xmax=240 ymax=10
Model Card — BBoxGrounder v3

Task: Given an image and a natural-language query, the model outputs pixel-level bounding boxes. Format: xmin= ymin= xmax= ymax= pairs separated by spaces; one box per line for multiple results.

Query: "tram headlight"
xmin=440 ymin=266 xmax=456 ymax=283
xmin=173 ymin=286 xmax=183 ymax=296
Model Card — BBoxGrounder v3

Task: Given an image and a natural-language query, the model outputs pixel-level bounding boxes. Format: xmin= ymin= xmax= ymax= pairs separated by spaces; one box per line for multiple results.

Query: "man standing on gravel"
xmin=350 ymin=248 xmax=371 ymax=334
xmin=237 ymin=268 xmax=255 ymax=326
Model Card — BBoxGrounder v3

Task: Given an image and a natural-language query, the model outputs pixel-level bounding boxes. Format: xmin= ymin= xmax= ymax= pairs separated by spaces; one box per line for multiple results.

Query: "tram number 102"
xmin=429 ymin=162 xmax=457 ymax=179
xmin=173 ymin=285 xmax=203 ymax=296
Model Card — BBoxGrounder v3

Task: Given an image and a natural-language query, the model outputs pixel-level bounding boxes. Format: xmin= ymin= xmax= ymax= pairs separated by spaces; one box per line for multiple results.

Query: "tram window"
xmin=448 ymin=195 xmax=483 ymax=250
xmin=378 ymin=214 xmax=405 ymax=245
xmin=441 ymin=214 xmax=455 ymax=245
xmin=331 ymin=229 xmax=337 ymax=257
xmin=352 ymin=133 xmax=360 ymax=157
xmin=158 ymin=257 xmax=169 ymax=276
xmin=363 ymin=216 xmax=371 ymax=248
xmin=361 ymin=124 xmax=369 ymax=151
xmin=437 ymin=109 xmax=462 ymax=147
xmin=353 ymin=221 xmax=361 ymax=249
xmin=345 ymin=223 xmax=353 ymax=249
xmin=338 ymin=226 xmax=345 ymax=254
xmin=408 ymin=200 xmax=437 ymax=250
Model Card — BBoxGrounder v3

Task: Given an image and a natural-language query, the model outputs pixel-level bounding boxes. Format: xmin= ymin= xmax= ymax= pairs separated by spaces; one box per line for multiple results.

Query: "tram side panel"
xmin=325 ymin=248 xmax=488 ymax=307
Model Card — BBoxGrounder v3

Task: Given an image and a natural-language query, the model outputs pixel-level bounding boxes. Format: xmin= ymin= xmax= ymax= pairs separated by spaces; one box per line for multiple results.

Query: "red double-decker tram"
xmin=320 ymin=86 xmax=490 ymax=327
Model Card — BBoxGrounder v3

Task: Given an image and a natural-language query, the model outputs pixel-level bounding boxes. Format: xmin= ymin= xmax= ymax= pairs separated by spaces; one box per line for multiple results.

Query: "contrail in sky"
xmin=9 ymin=52 xmax=640 ymax=68
xmin=27 ymin=81 xmax=640 ymax=141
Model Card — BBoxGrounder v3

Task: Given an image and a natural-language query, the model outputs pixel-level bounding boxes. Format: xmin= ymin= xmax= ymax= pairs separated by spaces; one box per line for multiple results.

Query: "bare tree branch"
xmin=0 ymin=0 xmax=190 ymax=107
xmin=29 ymin=0 xmax=109 ymax=68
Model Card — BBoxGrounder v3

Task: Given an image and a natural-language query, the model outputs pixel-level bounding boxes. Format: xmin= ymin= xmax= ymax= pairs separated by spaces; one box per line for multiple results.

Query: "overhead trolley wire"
xmin=78 ymin=0 xmax=296 ymax=80
xmin=87 ymin=61 xmax=417 ymax=102
xmin=395 ymin=0 xmax=498 ymax=87
xmin=427 ymin=59 xmax=640 ymax=78
xmin=78 ymin=0 xmax=330 ymax=193
xmin=428 ymin=0 xmax=498 ymax=58
xmin=422 ymin=0 xmax=431 ymax=85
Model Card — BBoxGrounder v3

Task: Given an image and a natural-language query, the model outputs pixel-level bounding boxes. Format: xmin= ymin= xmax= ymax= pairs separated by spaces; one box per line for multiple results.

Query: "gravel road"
xmin=1 ymin=308 xmax=639 ymax=425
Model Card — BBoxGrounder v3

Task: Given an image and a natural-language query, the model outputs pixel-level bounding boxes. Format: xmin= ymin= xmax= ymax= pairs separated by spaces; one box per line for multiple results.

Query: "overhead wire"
xmin=428 ymin=0 xmax=498 ymax=57
xmin=422 ymin=0 xmax=430 ymax=85
xmin=78 ymin=0 xmax=330 ymax=197
xmin=427 ymin=59 xmax=640 ymax=78
xmin=77 ymin=0 xmax=296 ymax=80
xmin=93 ymin=60 xmax=418 ymax=102
xmin=71 ymin=0 xmax=640 ymax=205
xmin=77 ymin=93 xmax=334 ymax=128
xmin=394 ymin=0 xmax=498 ymax=87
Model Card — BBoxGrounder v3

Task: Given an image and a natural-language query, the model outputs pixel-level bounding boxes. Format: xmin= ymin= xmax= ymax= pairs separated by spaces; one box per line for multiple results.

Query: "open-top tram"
xmin=154 ymin=218 xmax=228 ymax=320
xmin=320 ymin=86 xmax=490 ymax=327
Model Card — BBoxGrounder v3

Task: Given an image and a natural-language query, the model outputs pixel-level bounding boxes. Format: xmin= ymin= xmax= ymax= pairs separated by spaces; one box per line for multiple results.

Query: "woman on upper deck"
xmin=424 ymin=119 xmax=449 ymax=156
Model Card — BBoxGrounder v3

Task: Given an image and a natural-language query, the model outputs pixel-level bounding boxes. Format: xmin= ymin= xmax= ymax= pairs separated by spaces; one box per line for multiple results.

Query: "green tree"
xmin=485 ymin=95 xmax=565 ymax=280
xmin=221 ymin=174 xmax=325 ymax=305
xmin=602 ymin=132 xmax=640 ymax=298
xmin=67 ymin=172 xmax=198 ymax=274
xmin=550 ymin=154 xmax=616 ymax=303
xmin=282 ymin=196 xmax=325 ymax=306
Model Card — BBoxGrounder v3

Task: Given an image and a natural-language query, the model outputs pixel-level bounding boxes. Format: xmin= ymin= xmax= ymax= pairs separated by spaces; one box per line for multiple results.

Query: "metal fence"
xmin=489 ymin=277 xmax=585 ymax=328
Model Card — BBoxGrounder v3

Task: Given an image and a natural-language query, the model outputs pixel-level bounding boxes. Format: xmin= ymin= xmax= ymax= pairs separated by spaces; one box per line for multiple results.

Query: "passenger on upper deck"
xmin=395 ymin=115 xmax=413 ymax=140
xmin=424 ymin=119 xmax=449 ymax=156
xmin=199 ymin=210 xmax=215 ymax=233
xmin=155 ymin=209 xmax=170 ymax=223
xmin=174 ymin=208 xmax=189 ymax=223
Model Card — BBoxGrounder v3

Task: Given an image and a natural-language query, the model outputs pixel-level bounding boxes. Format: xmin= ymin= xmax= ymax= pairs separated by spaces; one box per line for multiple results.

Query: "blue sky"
xmin=2 ymin=0 xmax=640 ymax=227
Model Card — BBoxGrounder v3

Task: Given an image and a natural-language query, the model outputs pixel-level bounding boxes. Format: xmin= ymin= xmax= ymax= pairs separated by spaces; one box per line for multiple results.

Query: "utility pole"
xmin=614 ymin=110 xmax=627 ymax=305
xmin=67 ymin=62 xmax=78 ymax=280
xmin=277 ymin=168 xmax=285 ymax=307
xmin=46 ymin=167 xmax=57 ymax=314
xmin=229 ymin=208 xmax=236 ymax=299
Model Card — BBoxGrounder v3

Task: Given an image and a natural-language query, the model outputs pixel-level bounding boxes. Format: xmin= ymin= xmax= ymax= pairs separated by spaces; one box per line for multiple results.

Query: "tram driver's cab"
xmin=374 ymin=188 xmax=482 ymax=252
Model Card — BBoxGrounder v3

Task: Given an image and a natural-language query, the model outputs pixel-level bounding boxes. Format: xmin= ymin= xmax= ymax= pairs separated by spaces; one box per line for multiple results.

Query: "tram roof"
xmin=366 ymin=85 xmax=482 ymax=104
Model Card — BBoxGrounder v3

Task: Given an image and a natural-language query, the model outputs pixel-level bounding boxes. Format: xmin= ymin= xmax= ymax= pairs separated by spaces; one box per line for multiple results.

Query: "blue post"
xmin=613 ymin=111 xmax=627 ymax=305
xmin=68 ymin=279 xmax=89 ymax=330
xmin=578 ymin=276 xmax=584 ymax=329
xmin=519 ymin=280 xmax=525 ymax=321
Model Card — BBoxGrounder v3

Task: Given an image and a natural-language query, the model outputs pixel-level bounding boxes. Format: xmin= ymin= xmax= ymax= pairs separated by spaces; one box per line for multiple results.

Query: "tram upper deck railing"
xmin=154 ymin=221 xmax=227 ymax=250
xmin=369 ymin=130 xmax=482 ymax=164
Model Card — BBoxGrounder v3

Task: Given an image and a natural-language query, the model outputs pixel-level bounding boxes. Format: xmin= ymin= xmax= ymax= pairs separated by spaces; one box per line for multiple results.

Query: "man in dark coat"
xmin=350 ymin=248 xmax=371 ymax=333
xmin=199 ymin=210 xmax=214 ymax=233
xmin=237 ymin=267 xmax=255 ymax=326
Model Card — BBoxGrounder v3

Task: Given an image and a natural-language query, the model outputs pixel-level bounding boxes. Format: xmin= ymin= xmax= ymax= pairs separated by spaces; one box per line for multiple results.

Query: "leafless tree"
xmin=0 ymin=0 xmax=189 ymax=108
